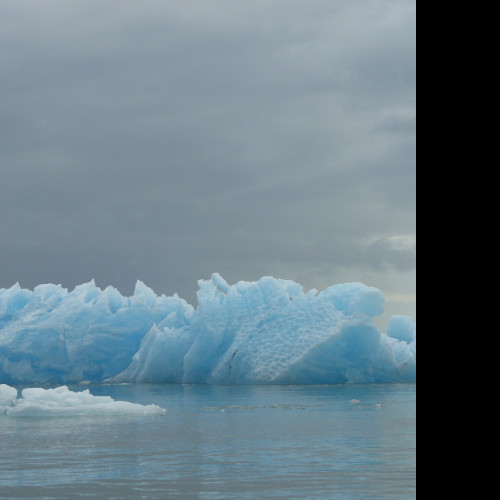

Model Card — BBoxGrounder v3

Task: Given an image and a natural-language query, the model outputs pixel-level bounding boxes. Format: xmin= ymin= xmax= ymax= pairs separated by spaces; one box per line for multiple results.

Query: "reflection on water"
xmin=0 ymin=384 xmax=416 ymax=499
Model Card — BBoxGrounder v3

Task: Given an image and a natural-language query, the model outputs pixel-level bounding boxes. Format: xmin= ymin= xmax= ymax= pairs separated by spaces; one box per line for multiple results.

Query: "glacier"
xmin=0 ymin=274 xmax=416 ymax=385
xmin=0 ymin=384 xmax=166 ymax=417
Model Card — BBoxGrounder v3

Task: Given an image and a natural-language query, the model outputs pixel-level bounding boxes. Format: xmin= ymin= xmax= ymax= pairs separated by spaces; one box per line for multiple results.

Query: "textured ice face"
xmin=0 ymin=280 xmax=193 ymax=384
xmin=0 ymin=274 xmax=416 ymax=385
xmin=0 ymin=385 xmax=166 ymax=417
xmin=0 ymin=384 xmax=18 ymax=412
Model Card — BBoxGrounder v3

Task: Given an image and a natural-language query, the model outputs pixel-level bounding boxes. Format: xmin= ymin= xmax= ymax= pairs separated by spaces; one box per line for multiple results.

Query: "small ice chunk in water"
xmin=0 ymin=384 xmax=18 ymax=411
xmin=0 ymin=385 xmax=166 ymax=417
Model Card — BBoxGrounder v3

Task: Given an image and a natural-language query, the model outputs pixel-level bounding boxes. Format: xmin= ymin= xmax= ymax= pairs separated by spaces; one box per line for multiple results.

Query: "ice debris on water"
xmin=0 ymin=274 xmax=416 ymax=385
xmin=0 ymin=384 xmax=165 ymax=417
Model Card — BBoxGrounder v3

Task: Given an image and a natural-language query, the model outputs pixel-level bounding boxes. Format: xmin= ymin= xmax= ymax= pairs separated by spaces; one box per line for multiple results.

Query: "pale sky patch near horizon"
xmin=0 ymin=0 xmax=416 ymax=327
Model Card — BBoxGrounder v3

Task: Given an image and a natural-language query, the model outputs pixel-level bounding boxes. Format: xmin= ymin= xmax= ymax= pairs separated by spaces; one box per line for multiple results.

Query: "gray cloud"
xmin=0 ymin=0 xmax=416 ymax=314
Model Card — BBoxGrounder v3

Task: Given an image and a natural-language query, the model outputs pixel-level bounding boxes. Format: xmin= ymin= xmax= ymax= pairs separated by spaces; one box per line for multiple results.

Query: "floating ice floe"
xmin=0 ymin=274 xmax=416 ymax=385
xmin=0 ymin=384 xmax=18 ymax=411
xmin=0 ymin=385 xmax=166 ymax=417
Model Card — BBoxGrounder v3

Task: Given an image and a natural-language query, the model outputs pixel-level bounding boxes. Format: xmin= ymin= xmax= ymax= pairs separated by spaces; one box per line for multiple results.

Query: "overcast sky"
xmin=0 ymin=0 xmax=416 ymax=324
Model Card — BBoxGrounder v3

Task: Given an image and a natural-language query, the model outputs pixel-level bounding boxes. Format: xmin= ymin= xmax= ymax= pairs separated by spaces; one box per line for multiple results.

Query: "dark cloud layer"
xmin=0 ymin=0 xmax=416 ymax=317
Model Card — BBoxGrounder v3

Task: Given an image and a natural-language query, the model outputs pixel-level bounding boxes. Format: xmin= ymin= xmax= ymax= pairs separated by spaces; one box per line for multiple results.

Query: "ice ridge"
xmin=0 ymin=274 xmax=416 ymax=385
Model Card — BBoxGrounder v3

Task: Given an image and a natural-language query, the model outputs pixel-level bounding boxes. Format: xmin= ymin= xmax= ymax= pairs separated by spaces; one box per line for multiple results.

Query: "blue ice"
xmin=0 ymin=274 xmax=416 ymax=385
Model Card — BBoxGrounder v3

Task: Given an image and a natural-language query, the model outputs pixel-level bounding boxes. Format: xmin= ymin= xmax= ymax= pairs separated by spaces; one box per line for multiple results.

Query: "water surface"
xmin=0 ymin=384 xmax=416 ymax=499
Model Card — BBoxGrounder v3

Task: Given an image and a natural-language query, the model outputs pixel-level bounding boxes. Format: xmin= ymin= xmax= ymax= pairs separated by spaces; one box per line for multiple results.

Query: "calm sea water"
xmin=0 ymin=384 xmax=416 ymax=499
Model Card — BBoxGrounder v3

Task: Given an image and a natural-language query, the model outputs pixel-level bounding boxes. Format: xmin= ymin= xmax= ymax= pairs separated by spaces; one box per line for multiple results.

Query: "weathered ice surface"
xmin=0 ymin=275 xmax=416 ymax=385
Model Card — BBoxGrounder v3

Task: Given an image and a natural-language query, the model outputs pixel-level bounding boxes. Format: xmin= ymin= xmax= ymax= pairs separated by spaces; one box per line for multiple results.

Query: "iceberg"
xmin=0 ymin=385 xmax=166 ymax=417
xmin=0 ymin=274 xmax=416 ymax=385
